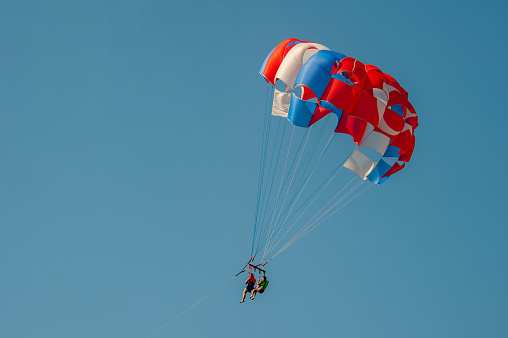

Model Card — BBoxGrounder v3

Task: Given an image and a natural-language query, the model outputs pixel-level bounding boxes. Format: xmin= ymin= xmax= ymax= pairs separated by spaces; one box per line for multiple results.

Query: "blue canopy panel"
xmin=288 ymin=94 xmax=318 ymax=127
xmin=390 ymin=104 xmax=404 ymax=117
xmin=295 ymin=50 xmax=347 ymax=99
xmin=383 ymin=145 xmax=401 ymax=157
xmin=319 ymin=100 xmax=343 ymax=124
xmin=367 ymin=159 xmax=392 ymax=185
xmin=332 ymin=72 xmax=355 ymax=85
xmin=286 ymin=41 xmax=301 ymax=48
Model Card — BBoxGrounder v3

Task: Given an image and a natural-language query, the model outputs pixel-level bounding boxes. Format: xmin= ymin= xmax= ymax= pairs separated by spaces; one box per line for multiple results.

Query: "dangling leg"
xmin=251 ymin=288 xmax=258 ymax=300
xmin=240 ymin=288 xmax=248 ymax=303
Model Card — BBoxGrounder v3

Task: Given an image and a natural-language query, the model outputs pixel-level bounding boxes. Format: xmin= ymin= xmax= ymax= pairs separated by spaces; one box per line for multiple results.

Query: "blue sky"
xmin=1 ymin=0 xmax=507 ymax=337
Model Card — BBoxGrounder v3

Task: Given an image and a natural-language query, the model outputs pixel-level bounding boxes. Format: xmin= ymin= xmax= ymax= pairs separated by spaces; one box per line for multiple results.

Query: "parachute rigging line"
xmin=253 ymin=120 xmax=289 ymax=256
xmin=262 ymin=124 xmax=313 ymax=258
xmin=255 ymin=116 xmax=347 ymax=261
xmin=252 ymin=114 xmax=356 ymax=263
xmin=146 ymin=275 xmax=239 ymax=338
xmin=271 ymin=181 xmax=372 ymax=260
xmin=147 ymin=262 xmax=254 ymax=337
xmin=251 ymin=84 xmax=274 ymax=255
xmin=308 ymin=181 xmax=373 ymax=232
xmin=254 ymin=121 xmax=320 ymax=258
xmin=267 ymin=175 xmax=361 ymax=260
xmin=253 ymin=124 xmax=302 ymax=256
xmin=263 ymin=162 xmax=353 ymax=260
xmin=264 ymin=118 xmax=337 ymax=235
xmin=264 ymin=131 xmax=337 ymax=251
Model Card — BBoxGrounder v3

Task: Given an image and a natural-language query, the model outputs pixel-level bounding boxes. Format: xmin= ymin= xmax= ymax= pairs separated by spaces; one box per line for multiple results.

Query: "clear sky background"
xmin=1 ymin=0 xmax=507 ymax=337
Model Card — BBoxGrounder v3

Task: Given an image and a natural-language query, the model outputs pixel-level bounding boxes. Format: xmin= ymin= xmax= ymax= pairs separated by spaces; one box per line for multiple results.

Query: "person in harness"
xmin=240 ymin=272 xmax=256 ymax=303
xmin=249 ymin=275 xmax=269 ymax=300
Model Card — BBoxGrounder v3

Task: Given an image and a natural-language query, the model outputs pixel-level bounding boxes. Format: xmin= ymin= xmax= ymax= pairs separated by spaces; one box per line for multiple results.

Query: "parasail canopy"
xmin=249 ymin=39 xmax=418 ymax=267
xmin=260 ymin=38 xmax=418 ymax=184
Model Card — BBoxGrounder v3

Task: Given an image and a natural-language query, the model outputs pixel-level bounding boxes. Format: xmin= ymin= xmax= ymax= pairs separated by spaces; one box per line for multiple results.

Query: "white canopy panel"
xmin=271 ymin=88 xmax=291 ymax=117
xmin=343 ymin=148 xmax=377 ymax=180
xmin=275 ymin=43 xmax=329 ymax=90
xmin=358 ymin=130 xmax=390 ymax=155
